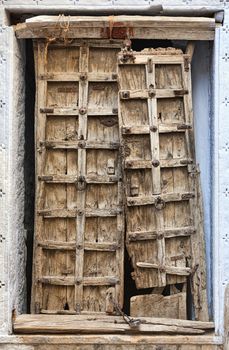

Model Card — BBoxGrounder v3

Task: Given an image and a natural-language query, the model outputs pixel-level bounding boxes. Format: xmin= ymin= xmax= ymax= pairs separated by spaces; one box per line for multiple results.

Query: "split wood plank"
xmin=182 ymin=55 xmax=209 ymax=322
xmin=130 ymin=292 xmax=187 ymax=319
xmin=13 ymin=315 xmax=209 ymax=335
xmin=14 ymin=314 xmax=214 ymax=329
xmin=6 ymin=333 xmax=222 ymax=347
xmin=15 ymin=15 xmax=216 ymax=41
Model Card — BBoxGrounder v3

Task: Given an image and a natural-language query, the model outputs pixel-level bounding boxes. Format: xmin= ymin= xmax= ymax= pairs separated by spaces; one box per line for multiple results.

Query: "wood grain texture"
xmin=13 ymin=315 xmax=214 ymax=335
xmin=14 ymin=15 xmax=216 ymax=41
xmin=130 ymin=292 xmax=186 ymax=319
xmin=118 ymin=48 xmax=208 ymax=320
xmin=33 ymin=40 xmax=124 ymax=315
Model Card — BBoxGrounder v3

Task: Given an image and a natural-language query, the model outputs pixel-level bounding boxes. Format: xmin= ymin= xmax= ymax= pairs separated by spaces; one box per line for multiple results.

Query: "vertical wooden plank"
xmin=31 ymin=41 xmax=47 ymax=313
xmin=116 ymin=155 xmax=125 ymax=307
xmin=75 ymin=44 xmax=89 ymax=313
xmin=146 ymin=59 xmax=161 ymax=195
xmin=182 ymin=56 xmax=209 ymax=321
xmin=146 ymin=60 xmax=166 ymax=287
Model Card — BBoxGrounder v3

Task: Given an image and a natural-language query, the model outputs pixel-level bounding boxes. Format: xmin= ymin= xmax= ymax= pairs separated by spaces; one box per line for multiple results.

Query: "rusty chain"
xmin=109 ymin=296 xmax=141 ymax=328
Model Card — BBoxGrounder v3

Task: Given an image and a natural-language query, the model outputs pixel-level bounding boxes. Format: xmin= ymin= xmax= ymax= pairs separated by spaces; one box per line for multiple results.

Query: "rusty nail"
xmin=152 ymin=159 xmax=160 ymax=167
xmin=148 ymin=90 xmax=156 ymax=98
xmin=79 ymin=107 xmax=87 ymax=115
xmin=121 ymin=91 xmax=130 ymax=99
xmin=150 ymin=125 xmax=157 ymax=132
xmin=78 ymin=141 xmax=86 ymax=148
xmin=124 ymin=127 xmax=131 ymax=134
xmin=80 ymin=73 xmax=87 ymax=81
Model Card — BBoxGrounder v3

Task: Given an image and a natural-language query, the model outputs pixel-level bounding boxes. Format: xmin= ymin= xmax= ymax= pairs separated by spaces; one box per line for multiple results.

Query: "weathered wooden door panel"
xmin=118 ymin=48 xmax=208 ymax=320
xmin=32 ymin=41 xmax=124 ymax=315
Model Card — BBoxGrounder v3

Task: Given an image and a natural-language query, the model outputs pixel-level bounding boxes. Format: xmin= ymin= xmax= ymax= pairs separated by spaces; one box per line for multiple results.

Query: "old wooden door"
xmin=32 ymin=40 xmax=124 ymax=314
xmin=118 ymin=47 xmax=208 ymax=321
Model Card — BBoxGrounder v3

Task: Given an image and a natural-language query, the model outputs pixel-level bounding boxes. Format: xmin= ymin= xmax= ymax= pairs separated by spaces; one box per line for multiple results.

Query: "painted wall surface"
xmin=0 ymin=0 xmax=229 ymax=346
xmin=192 ymin=41 xmax=213 ymax=318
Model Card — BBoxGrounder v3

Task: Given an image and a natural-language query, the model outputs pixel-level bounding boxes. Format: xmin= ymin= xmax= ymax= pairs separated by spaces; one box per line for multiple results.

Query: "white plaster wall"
xmin=0 ymin=16 xmax=26 ymax=334
xmin=192 ymin=41 xmax=213 ymax=318
xmin=0 ymin=0 xmax=229 ymax=344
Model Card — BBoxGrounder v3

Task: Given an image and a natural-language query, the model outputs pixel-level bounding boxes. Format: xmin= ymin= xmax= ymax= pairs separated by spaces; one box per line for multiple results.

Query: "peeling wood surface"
xmin=0 ymin=334 xmax=223 ymax=346
xmin=118 ymin=48 xmax=209 ymax=321
xmin=13 ymin=315 xmax=214 ymax=335
xmin=14 ymin=15 xmax=215 ymax=40
xmin=130 ymin=292 xmax=187 ymax=319
xmin=28 ymin=346 xmax=223 ymax=350
xmin=32 ymin=40 xmax=124 ymax=315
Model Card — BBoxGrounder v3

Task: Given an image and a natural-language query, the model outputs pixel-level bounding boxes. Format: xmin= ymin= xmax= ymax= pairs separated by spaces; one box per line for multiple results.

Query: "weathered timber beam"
xmin=127 ymin=192 xmax=195 ymax=207
xmin=121 ymin=124 xmax=192 ymax=135
xmin=14 ymin=15 xmax=215 ymax=41
xmin=37 ymin=208 xmax=122 ymax=218
xmin=39 ymin=72 xmax=118 ymax=82
xmin=13 ymin=314 xmax=207 ymax=335
xmin=39 ymin=276 xmax=119 ymax=286
xmin=38 ymin=241 xmax=119 ymax=252
xmin=136 ymin=262 xmax=191 ymax=276
xmin=38 ymin=174 xmax=119 ymax=184
xmin=119 ymin=89 xmax=189 ymax=99
xmin=127 ymin=226 xmax=196 ymax=242
xmin=41 ymin=140 xmax=119 ymax=150
xmin=39 ymin=107 xmax=118 ymax=116
xmin=125 ymin=158 xmax=193 ymax=169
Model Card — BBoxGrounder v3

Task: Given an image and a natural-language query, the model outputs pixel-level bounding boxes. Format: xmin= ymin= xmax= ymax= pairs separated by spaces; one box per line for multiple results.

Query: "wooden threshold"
xmin=14 ymin=15 xmax=216 ymax=40
xmin=1 ymin=334 xmax=223 ymax=347
xmin=13 ymin=314 xmax=215 ymax=335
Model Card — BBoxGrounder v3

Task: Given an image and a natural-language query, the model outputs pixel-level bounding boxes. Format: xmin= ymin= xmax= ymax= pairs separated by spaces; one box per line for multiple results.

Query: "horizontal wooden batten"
xmin=125 ymin=158 xmax=193 ymax=169
xmin=38 ymin=241 xmax=119 ymax=252
xmin=15 ymin=15 xmax=216 ymax=41
xmin=38 ymin=208 xmax=122 ymax=218
xmin=136 ymin=263 xmax=191 ymax=276
xmin=38 ymin=174 xmax=119 ymax=184
xmin=127 ymin=226 xmax=196 ymax=242
xmin=41 ymin=140 xmax=119 ymax=150
xmin=122 ymin=123 xmax=192 ymax=135
xmin=39 ymin=72 xmax=118 ymax=82
xmin=127 ymin=192 xmax=194 ymax=207
xmin=39 ymin=276 xmax=119 ymax=286
xmin=120 ymin=89 xmax=188 ymax=100
xmin=40 ymin=107 xmax=118 ymax=116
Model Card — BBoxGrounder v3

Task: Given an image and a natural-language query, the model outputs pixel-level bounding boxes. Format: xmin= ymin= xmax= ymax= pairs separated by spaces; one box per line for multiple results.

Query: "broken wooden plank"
xmin=13 ymin=314 xmax=207 ymax=335
xmin=130 ymin=292 xmax=187 ymax=319
xmin=136 ymin=263 xmax=191 ymax=276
